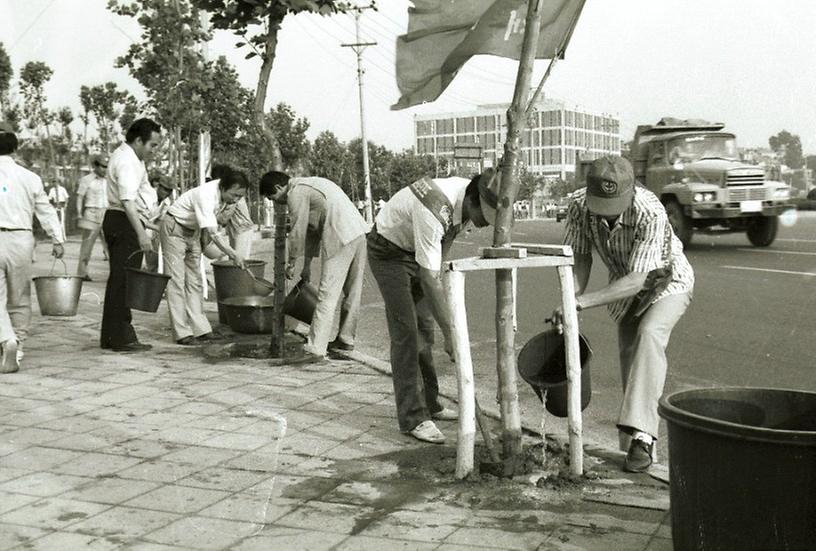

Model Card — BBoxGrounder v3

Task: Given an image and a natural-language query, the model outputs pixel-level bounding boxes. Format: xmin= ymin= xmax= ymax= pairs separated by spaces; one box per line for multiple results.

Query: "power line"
xmin=9 ymin=0 xmax=57 ymax=51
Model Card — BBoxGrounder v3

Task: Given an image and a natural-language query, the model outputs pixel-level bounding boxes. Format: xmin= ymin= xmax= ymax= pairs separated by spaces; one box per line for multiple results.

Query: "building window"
xmin=456 ymin=117 xmax=475 ymax=133
xmin=437 ymin=119 xmax=453 ymax=134
xmin=416 ymin=120 xmax=433 ymax=137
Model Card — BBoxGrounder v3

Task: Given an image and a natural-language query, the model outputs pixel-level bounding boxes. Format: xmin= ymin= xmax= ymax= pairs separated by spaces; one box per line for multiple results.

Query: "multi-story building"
xmin=413 ymin=97 xmax=621 ymax=179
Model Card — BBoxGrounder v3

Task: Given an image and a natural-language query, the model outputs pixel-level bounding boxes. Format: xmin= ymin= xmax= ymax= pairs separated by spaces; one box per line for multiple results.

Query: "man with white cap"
xmin=552 ymin=155 xmax=694 ymax=472
xmin=76 ymin=154 xmax=110 ymax=280
xmin=367 ymin=170 xmax=498 ymax=444
xmin=0 ymin=121 xmax=65 ymax=373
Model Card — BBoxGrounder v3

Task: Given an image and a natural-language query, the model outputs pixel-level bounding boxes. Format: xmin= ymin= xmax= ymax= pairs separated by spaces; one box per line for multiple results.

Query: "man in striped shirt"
xmin=554 ymin=156 xmax=694 ymax=473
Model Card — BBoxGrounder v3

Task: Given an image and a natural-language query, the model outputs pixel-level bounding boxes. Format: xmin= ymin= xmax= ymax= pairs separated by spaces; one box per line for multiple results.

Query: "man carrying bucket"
xmin=162 ymin=167 xmax=248 ymax=345
xmin=259 ymin=171 xmax=369 ymax=361
xmin=101 ymin=118 xmax=161 ymax=353
xmin=367 ymin=171 xmax=498 ymax=444
xmin=551 ymin=155 xmax=694 ymax=473
xmin=0 ymin=121 xmax=65 ymax=373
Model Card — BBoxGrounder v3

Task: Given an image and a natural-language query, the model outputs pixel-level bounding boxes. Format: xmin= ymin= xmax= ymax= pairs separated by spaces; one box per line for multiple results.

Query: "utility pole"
xmin=342 ymin=7 xmax=376 ymax=224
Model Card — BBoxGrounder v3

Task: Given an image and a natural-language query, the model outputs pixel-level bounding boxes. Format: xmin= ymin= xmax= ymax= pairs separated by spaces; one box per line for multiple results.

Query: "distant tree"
xmin=79 ymin=85 xmax=93 ymax=155
xmin=309 ymin=130 xmax=349 ymax=190
xmin=388 ymin=150 xmax=436 ymax=194
xmin=85 ymin=82 xmax=134 ymax=153
xmin=19 ymin=61 xmax=56 ymax=167
xmin=347 ymin=138 xmax=393 ymax=199
xmin=769 ymin=130 xmax=804 ymax=169
xmin=0 ymin=42 xmax=12 ymax=114
xmin=119 ymin=95 xmax=140 ymax=132
xmin=195 ymin=0 xmax=374 ymax=172
xmin=57 ymin=107 xmax=73 ymax=140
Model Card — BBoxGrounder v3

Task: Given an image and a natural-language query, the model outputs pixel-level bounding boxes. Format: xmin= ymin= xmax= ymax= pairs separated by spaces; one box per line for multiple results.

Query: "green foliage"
xmin=81 ymin=82 xmax=135 ymax=152
xmin=769 ymin=130 xmax=804 ymax=169
xmin=268 ymin=103 xmax=310 ymax=171
xmin=0 ymin=42 xmax=12 ymax=101
xmin=19 ymin=61 xmax=55 ymax=132
xmin=388 ymin=150 xmax=437 ymax=193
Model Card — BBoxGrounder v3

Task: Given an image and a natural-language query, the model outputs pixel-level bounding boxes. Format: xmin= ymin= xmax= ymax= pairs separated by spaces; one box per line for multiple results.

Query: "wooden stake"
xmin=270 ymin=201 xmax=288 ymax=358
xmin=492 ymin=0 xmax=547 ymax=477
xmin=540 ymin=388 xmax=548 ymax=467
xmin=475 ymin=398 xmax=500 ymax=465
xmin=557 ymin=264 xmax=583 ymax=476
xmin=444 ymin=270 xmax=476 ymax=479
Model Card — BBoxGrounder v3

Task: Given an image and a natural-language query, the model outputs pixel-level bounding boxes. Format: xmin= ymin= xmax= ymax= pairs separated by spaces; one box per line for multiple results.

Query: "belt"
xmin=0 ymin=228 xmax=31 ymax=232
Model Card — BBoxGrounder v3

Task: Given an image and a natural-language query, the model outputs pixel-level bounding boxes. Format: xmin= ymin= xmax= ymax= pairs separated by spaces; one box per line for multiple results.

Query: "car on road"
xmin=555 ymin=199 xmax=569 ymax=222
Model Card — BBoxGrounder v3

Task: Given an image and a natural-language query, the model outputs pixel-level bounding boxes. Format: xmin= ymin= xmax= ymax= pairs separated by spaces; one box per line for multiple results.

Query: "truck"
xmin=628 ymin=117 xmax=792 ymax=247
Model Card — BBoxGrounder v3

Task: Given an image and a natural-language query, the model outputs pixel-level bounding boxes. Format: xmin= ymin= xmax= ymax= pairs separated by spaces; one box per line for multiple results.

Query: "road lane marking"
xmin=722 ymin=266 xmax=816 ymax=277
xmin=736 ymin=248 xmax=816 ymax=256
xmin=777 ymin=238 xmax=816 ymax=243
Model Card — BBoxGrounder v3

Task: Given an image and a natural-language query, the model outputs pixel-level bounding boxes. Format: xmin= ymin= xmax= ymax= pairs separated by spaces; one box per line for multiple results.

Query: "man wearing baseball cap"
xmin=76 ymin=154 xmax=110 ymax=280
xmin=367 ymin=169 xmax=498 ymax=444
xmin=551 ymin=155 xmax=694 ymax=473
xmin=0 ymin=122 xmax=65 ymax=373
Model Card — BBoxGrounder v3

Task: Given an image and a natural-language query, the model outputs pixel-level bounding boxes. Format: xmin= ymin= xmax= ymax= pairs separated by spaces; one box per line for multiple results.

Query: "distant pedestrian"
xmin=76 ymin=155 xmax=110 ymax=280
xmin=260 ymin=172 xmax=369 ymax=359
xmin=162 ymin=168 xmax=248 ymax=345
xmin=367 ymin=171 xmax=498 ymax=444
xmin=48 ymin=179 xmax=69 ymax=231
xmin=100 ymin=118 xmax=161 ymax=353
xmin=0 ymin=121 xmax=65 ymax=373
xmin=550 ymin=156 xmax=694 ymax=473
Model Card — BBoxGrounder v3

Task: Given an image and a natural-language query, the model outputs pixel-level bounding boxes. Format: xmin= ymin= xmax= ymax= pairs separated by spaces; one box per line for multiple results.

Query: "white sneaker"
xmin=1 ymin=340 xmax=20 ymax=374
xmin=431 ymin=407 xmax=458 ymax=421
xmin=408 ymin=420 xmax=445 ymax=444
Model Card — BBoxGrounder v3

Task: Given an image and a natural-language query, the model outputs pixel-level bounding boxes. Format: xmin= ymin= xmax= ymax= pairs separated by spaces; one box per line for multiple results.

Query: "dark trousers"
xmin=101 ymin=210 xmax=143 ymax=348
xmin=367 ymin=230 xmax=442 ymax=432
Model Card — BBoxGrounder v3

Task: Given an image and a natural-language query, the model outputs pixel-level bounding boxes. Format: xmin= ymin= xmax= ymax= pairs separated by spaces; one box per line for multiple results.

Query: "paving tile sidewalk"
xmin=0 ymin=240 xmax=673 ymax=550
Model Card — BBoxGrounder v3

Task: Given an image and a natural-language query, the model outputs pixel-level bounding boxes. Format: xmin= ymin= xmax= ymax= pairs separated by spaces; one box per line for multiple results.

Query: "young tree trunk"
xmin=492 ymin=0 xmax=545 ymax=477
xmin=254 ymin=16 xmax=283 ymax=171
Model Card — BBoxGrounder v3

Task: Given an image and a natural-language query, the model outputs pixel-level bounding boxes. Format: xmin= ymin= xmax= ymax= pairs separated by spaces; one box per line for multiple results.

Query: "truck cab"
xmin=630 ymin=118 xmax=792 ymax=247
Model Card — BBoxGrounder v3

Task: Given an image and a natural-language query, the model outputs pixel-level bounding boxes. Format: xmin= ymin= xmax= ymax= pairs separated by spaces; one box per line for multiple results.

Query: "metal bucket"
xmin=33 ymin=263 xmax=83 ymax=317
xmin=283 ymin=280 xmax=318 ymax=325
xmin=125 ymin=267 xmax=171 ymax=312
xmin=213 ymin=260 xmax=267 ymax=323
xmin=517 ymin=329 xmax=593 ymax=417
xmin=220 ymin=296 xmax=276 ymax=334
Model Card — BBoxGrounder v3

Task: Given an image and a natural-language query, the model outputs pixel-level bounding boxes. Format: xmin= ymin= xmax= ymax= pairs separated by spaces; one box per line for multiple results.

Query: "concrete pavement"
xmin=0 ymin=238 xmax=673 ymax=550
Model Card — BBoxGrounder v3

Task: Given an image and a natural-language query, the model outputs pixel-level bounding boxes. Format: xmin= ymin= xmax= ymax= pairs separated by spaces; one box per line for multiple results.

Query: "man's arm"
xmin=573 ymin=252 xmax=592 ymax=296
xmin=33 ymin=179 xmax=65 ymax=258
xmin=418 ymin=267 xmax=454 ymax=360
xmin=122 ymin=199 xmax=153 ymax=253
xmin=575 ymin=271 xmax=648 ymax=311
xmin=202 ymin=227 xmax=244 ymax=269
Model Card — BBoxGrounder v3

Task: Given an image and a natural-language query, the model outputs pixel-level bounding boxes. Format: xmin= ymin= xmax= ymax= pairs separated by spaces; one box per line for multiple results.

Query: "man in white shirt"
xmin=260 ymin=171 xmax=370 ymax=359
xmin=162 ymin=167 xmax=247 ymax=345
xmin=367 ymin=170 xmax=498 ymax=443
xmin=0 ymin=121 xmax=65 ymax=373
xmin=47 ymin=180 xmax=70 ymax=231
xmin=101 ymin=118 xmax=161 ymax=353
xmin=76 ymin=155 xmax=110 ymax=280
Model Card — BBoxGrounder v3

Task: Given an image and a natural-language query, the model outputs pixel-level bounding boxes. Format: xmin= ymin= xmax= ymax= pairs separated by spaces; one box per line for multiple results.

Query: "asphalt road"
xmin=353 ymin=210 xmax=816 ymax=458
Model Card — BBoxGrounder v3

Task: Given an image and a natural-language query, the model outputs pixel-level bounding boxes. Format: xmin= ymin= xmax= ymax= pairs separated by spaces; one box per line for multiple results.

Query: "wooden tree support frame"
xmin=444 ymin=245 xmax=583 ymax=479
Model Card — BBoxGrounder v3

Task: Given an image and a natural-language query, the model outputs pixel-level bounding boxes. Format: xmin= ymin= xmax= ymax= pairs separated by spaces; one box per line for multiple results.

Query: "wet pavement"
xmin=0 ymin=237 xmax=673 ymax=550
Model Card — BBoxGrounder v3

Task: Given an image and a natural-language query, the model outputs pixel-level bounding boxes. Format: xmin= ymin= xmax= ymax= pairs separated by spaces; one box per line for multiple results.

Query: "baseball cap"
xmin=91 ymin=154 xmax=108 ymax=167
xmin=585 ymin=156 xmax=635 ymax=216
xmin=477 ymin=168 xmax=500 ymax=225
xmin=0 ymin=121 xmax=15 ymax=134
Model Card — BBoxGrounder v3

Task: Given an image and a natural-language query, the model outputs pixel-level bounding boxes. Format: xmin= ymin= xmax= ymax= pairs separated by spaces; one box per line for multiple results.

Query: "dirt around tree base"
xmin=202 ymin=333 xmax=310 ymax=363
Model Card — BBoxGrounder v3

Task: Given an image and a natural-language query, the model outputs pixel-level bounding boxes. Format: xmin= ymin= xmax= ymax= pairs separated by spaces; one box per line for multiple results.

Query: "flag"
xmin=392 ymin=0 xmax=586 ymax=110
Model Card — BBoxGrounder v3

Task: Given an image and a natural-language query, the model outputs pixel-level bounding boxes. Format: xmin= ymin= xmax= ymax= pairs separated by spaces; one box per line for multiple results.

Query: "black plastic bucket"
xmin=658 ymin=387 xmax=816 ymax=550
xmin=517 ymin=329 xmax=592 ymax=417
xmin=212 ymin=260 xmax=266 ymax=323
xmin=283 ymin=279 xmax=318 ymax=325
xmin=125 ymin=268 xmax=171 ymax=312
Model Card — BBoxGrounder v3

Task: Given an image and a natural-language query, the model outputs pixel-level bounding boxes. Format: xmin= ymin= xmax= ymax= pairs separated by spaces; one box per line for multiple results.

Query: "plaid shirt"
xmin=563 ymin=186 xmax=694 ymax=322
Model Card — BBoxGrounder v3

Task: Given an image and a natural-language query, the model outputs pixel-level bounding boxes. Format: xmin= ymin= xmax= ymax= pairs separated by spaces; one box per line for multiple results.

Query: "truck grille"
xmin=727 ymin=187 xmax=767 ymax=202
xmin=727 ymin=173 xmax=764 ymax=186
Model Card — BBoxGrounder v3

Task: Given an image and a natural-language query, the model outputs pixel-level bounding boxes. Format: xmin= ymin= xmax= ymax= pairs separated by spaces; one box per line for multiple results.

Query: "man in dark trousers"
xmin=367 ymin=171 xmax=498 ymax=443
xmin=100 ymin=118 xmax=162 ymax=352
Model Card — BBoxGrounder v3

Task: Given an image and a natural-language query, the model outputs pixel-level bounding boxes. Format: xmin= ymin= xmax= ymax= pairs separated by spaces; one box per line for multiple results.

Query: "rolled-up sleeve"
xmin=32 ymin=177 xmax=65 ymax=243
xmin=194 ymin=188 xmax=219 ymax=230
xmin=413 ymin=206 xmax=445 ymax=271
xmin=116 ymin=162 xmax=143 ymax=202
xmin=628 ymin=214 xmax=667 ymax=273
xmin=562 ymin=200 xmax=591 ymax=255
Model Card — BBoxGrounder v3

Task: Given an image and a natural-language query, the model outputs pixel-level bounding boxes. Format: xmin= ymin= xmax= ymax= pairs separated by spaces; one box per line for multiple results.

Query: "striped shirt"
xmin=563 ymin=186 xmax=694 ymax=323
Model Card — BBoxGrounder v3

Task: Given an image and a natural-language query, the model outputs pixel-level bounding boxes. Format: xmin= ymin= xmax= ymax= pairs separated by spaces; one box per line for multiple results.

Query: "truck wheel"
xmin=746 ymin=216 xmax=778 ymax=247
xmin=665 ymin=201 xmax=693 ymax=247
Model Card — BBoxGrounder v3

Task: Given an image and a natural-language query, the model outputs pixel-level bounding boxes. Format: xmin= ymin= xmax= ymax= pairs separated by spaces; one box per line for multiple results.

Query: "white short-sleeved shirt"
xmin=107 ymin=142 xmax=152 ymax=215
xmin=375 ymin=177 xmax=469 ymax=271
xmin=76 ymin=173 xmax=108 ymax=209
xmin=48 ymin=185 xmax=69 ymax=204
xmin=0 ymin=156 xmax=65 ymax=242
xmin=167 ymin=179 xmax=220 ymax=230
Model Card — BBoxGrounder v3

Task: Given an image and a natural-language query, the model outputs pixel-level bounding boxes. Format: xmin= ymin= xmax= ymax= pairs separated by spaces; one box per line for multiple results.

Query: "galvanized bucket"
xmin=33 ymin=259 xmax=83 ymax=317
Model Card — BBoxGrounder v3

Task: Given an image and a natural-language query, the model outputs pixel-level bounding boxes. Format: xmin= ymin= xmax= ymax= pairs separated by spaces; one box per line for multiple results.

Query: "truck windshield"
xmin=668 ymin=135 xmax=738 ymax=162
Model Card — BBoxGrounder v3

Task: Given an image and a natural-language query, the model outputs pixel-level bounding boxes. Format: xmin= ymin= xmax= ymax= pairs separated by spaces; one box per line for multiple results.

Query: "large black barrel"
xmin=658 ymin=387 xmax=816 ymax=550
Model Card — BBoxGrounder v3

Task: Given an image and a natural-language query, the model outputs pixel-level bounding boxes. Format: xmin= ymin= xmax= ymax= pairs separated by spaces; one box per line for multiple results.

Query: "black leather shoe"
xmin=328 ymin=339 xmax=354 ymax=352
xmin=176 ymin=336 xmax=197 ymax=346
xmin=112 ymin=342 xmax=152 ymax=353
xmin=195 ymin=332 xmax=224 ymax=343
xmin=624 ymin=438 xmax=654 ymax=473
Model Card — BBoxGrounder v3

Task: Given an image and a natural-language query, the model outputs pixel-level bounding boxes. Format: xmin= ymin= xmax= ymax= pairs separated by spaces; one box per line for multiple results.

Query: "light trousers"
xmin=304 ymin=235 xmax=367 ymax=357
xmin=77 ymin=226 xmax=105 ymax=276
xmin=160 ymin=217 xmax=212 ymax=341
xmin=617 ymin=292 xmax=691 ymax=438
xmin=0 ymin=231 xmax=35 ymax=344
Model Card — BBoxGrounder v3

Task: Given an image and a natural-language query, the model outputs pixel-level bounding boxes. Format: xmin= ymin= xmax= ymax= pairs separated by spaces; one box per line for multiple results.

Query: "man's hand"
xmin=138 ymin=235 xmax=154 ymax=253
xmin=52 ymin=243 xmax=65 ymax=259
xmin=285 ymin=262 xmax=296 ymax=280
xmin=231 ymin=253 xmax=246 ymax=270
xmin=300 ymin=261 xmax=312 ymax=283
xmin=549 ymin=307 xmax=564 ymax=335
xmin=443 ymin=334 xmax=455 ymax=363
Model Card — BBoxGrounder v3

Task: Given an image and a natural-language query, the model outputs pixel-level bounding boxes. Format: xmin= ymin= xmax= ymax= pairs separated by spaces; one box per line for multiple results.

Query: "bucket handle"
xmin=48 ymin=257 xmax=69 ymax=276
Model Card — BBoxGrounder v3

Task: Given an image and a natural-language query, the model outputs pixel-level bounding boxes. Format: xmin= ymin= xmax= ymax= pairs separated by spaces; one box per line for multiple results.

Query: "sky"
xmin=1 ymin=0 xmax=815 ymax=154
